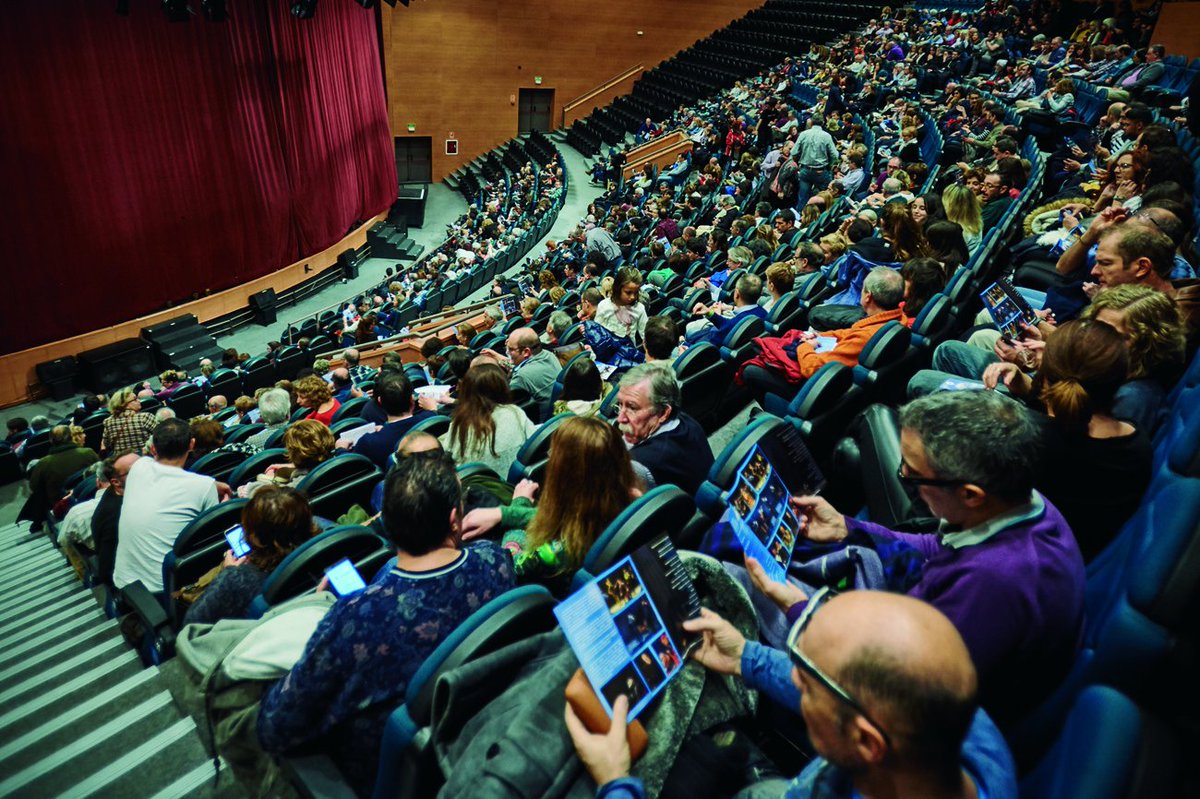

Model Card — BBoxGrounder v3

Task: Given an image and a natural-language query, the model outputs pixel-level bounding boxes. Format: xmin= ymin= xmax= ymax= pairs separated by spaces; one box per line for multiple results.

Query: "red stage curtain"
xmin=0 ymin=0 xmax=397 ymax=355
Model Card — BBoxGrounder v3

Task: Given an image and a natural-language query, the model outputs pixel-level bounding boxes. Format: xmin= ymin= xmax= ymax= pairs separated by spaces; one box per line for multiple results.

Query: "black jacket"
xmin=631 ymin=412 xmax=714 ymax=495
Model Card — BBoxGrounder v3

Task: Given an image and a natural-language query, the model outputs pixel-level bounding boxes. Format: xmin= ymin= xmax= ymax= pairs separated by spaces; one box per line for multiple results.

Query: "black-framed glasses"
xmin=896 ymin=462 xmax=967 ymax=489
xmin=786 ymin=587 xmax=893 ymax=750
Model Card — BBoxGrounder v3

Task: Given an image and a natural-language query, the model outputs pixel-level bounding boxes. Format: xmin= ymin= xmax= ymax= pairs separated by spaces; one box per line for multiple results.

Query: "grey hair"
xmin=155 ymin=408 xmax=177 ymax=422
xmin=863 ymin=267 xmax=905 ymax=309
xmin=257 ymin=388 xmax=292 ymax=425
xmin=484 ymin=306 xmax=504 ymax=323
xmin=619 ymin=361 xmax=681 ymax=415
xmin=900 ymin=391 xmax=1042 ymax=503
xmin=727 ymin=246 xmax=755 ymax=268
xmin=548 ymin=310 xmax=572 ymax=335
xmin=882 ymin=177 xmax=903 ymax=196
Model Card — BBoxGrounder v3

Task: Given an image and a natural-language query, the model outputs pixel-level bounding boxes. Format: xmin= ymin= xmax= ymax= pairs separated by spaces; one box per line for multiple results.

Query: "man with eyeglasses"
xmin=566 ymin=590 xmax=1018 ymax=799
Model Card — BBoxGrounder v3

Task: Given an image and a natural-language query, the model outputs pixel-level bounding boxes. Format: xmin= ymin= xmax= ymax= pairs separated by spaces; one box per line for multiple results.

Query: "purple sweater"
xmin=846 ymin=496 xmax=1085 ymax=726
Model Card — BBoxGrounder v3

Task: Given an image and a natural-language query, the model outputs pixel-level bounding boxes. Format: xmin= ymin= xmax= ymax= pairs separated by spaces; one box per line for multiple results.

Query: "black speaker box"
xmin=77 ymin=339 xmax=156 ymax=393
xmin=249 ymin=288 xmax=278 ymax=326
xmin=339 ymin=249 xmax=360 ymax=280
xmin=35 ymin=356 xmax=78 ymax=401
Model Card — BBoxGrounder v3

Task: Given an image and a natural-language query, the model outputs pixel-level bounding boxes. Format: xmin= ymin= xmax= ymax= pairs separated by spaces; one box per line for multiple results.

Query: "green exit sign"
xmin=407 ymin=123 xmax=416 ymax=132
xmin=534 ymin=76 xmax=542 ymax=85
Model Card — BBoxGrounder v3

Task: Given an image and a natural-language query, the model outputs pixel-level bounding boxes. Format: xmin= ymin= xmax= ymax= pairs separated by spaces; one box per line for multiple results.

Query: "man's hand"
xmin=681 ymin=608 xmax=747 ymax=675
xmin=215 ymin=481 xmax=232 ymax=501
xmin=691 ymin=302 xmax=710 ymax=316
xmin=1083 ymin=281 xmax=1101 ymax=299
xmin=564 ymin=694 xmax=632 ymax=787
xmin=745 ymin=556 xmax=808 ymax=613
xmin=790 ymin=495 xmax=848 ymax=543
xmin=460 ymin=507 xmax=503 ymax=541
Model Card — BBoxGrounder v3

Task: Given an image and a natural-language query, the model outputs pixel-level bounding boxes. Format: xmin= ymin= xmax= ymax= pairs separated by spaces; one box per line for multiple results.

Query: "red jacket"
xmin=737 ymin=308 xmax=904 ymax=385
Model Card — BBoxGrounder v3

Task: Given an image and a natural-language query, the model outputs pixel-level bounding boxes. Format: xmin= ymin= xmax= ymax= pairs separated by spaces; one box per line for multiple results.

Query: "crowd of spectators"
xmin=7 ymin=1 xmax=1199 ymax=797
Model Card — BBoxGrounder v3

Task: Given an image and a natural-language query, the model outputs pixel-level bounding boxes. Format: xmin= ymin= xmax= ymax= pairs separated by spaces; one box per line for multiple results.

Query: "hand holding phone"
xmin=224 ymin=525 xmax=251 ymax=559
xmin=324 ymin=558 xmax=368 ymax=598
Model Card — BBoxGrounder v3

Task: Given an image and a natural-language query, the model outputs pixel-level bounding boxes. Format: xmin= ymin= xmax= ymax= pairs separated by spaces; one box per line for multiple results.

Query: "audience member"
xmin=616 ymin=362 xmax=713 ymax=493
xmin=113 ymin=419 xmax=224 ymax=593
xmin=506 ymin=327 xmax=561 ymax=405
xmin=439 ymin=364 xmax=537 ymax=477
xmin=339 ymin=373 xmax=432 ymax=470
xmin=28 ymin=425 xmax=100 ymax=506
xmin=740 ymin=267 xmax=905 ymax=399
xmin=183 ymin=486 xmax=316 ymax=626
xmin=294 ymin=375 xmax=341 ymax=426
xmin=257 ymin=452 xmax=515 ymax=797
xmin=245 ymin=388 xmax=292 ymax=449
xmin=240 ymin=419 xmax=335 ymax=497
xmin=101 ymin=388 xmax=157 ymax=455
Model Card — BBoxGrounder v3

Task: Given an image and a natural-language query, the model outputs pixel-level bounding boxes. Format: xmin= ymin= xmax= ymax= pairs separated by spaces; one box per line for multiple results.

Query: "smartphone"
xmin=324 ymin=558 xmax=368 ymax=598
xmin=224 ymin=525 xmax=251 ymax=559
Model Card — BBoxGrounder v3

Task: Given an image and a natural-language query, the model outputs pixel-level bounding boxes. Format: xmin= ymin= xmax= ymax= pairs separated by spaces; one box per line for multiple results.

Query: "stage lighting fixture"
xmin=162 ymin=0 xmax=192 ymax=22
xmin=201 ymin=0 xmax=228 ymax=21
xmin=291 ymin=0 xmax=318 ymax=19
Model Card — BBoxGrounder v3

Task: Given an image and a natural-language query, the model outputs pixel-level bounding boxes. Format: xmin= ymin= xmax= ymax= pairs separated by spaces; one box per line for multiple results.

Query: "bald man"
xmin=506 ymin=326 xmax=560 ymax=404
xmin=566 ymin=591 xmax=1018 ymax=799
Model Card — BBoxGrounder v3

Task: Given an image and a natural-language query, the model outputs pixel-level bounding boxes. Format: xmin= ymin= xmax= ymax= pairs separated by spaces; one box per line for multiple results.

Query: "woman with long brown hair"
xmin=438 ymin=363 xmax=537 ymax=477
xmin=460 ymin=415 xmax=641 ymax=589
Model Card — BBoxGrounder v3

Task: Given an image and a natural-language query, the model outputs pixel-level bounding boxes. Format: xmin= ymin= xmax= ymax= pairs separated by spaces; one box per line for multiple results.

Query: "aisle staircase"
xmin=0 ymin=523 xmax=242 ymax=799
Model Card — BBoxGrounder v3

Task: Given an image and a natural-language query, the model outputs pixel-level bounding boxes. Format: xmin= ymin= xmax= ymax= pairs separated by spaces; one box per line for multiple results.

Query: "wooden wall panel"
xmin=1152 ymin=2 xmax=1200 ymax=60
xmin=382 ymin=0 xmax=764 ymax=180
xmin=0 ymin=212 xmax=386 ymax=409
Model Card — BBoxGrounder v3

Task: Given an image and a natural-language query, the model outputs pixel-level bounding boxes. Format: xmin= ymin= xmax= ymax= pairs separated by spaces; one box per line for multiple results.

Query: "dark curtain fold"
xmin=0 ymin=0 xmax=396 ymax=355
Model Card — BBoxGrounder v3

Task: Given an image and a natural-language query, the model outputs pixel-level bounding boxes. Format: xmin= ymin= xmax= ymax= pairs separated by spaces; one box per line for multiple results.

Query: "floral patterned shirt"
xmin=257 ymin=542 xmax=515 ymax=796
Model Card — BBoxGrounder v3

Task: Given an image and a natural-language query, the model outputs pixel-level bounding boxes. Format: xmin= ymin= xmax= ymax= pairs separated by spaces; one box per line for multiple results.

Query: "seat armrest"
xmin=280 ymin=753 xmax=358 ymax=799
xmin=120 ymin=580 xmax=169 ymax=631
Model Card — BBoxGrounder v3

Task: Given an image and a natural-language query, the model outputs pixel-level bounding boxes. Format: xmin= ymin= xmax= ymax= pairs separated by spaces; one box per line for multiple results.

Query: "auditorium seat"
xmin=242 ymin=356 xmax=276 ymax=393
xmin=507 ymin=412 xmax=572 ymax=484
xmin=206 ymin=368 xmax=243 ymax=400
xmin=228 ymin=447 xmax=289 ymax=490
xmin=225 ymin=422 xmax=266 ymax=444
xmin=166 ymin=384 xmax=207 ymax=420
xmin=295 ymin=454 xmax=382 ymax=520
xmin=247 ymin=525 xmax=392 ymax=618
xmin=282 ymin=585 xmax=559 ymax=799
xmin=188 ymin=449 xmax=250 ymax=484
xmin=332 ymin=396 xmax=371 ymax=423
xmin=570 ymin=485 xmax=697 ymax=592
xmin=1020 ymin=686 xmax=1178 ymax=799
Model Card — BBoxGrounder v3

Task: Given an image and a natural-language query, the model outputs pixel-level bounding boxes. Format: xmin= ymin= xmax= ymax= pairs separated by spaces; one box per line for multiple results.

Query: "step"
xmin=0 ymin=686 xmax=187 ymax=791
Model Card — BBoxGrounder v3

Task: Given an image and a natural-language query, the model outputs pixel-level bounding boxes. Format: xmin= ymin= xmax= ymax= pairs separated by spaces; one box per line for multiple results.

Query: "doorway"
xmin=517 ymin=88 xmax=555 ymax=134
xmin=393 ymin=137 xmax=432 ymax=184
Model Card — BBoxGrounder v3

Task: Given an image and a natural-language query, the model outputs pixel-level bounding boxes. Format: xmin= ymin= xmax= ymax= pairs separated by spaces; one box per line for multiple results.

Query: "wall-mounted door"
xmin=394 ymin=137 xmax=432 ymax=184
xmin=517 ymin=88 xmax=555 ymax=134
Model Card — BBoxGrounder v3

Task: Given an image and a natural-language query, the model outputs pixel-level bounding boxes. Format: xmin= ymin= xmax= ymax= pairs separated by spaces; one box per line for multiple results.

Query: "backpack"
xmin=172 ymin=592 xmax=337 ymax=798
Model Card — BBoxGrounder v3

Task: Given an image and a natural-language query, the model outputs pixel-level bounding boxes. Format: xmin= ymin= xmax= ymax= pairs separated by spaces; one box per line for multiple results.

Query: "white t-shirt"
xmin=114 ymin=457 xmax=219 ymax=592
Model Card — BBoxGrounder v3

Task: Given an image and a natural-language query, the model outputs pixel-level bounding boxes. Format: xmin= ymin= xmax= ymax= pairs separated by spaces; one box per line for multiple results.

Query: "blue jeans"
xmin=795 ymin=167 xmax=831 ymax=208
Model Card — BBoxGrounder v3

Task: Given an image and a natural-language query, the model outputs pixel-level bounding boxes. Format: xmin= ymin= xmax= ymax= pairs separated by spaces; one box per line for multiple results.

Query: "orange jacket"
xmin=795 ymin=308 xmax=904 ymax=378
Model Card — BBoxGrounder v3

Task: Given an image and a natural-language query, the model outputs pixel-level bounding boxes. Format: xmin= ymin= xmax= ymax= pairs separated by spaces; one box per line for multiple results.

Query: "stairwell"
xmin=0 ymin=523 xmax=243 ymax=799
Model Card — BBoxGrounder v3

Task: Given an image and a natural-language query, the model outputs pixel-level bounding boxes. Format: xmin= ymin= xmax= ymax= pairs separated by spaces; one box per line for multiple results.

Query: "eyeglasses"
xmin=896 ymin=461 xmax=967 ymax=488
xmin=786 ymin=587 xmax=893 ymax=749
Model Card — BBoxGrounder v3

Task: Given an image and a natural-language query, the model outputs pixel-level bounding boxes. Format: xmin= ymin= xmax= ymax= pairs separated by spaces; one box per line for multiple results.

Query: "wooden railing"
xmin=561 ymin=64 xmax=645 ymax=128
xmin=621 ymin=130 xmax=694 ymax=181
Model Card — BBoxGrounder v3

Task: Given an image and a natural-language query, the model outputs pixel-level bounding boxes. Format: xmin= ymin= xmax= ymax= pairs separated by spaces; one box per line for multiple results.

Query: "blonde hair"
xmin=108 ymin=387 xmax=138 ymax=414
xmin=1082 ymin=285 xmax=1187 ymax=382
xmin=942 ymin=183 xmax=983 ymax=237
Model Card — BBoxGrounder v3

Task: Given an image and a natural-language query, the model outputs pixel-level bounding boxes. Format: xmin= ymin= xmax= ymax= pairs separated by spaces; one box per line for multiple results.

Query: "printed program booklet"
xmin=980 ymin=278 xmax=1038 ymax=342
xmin=711 ymin=423 xmax=826 ymax=584
xmin=555 ymin=535 xmax=701 ymax=721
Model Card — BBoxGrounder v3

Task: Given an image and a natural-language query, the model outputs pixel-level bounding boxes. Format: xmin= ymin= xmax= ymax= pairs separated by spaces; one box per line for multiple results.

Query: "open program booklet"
xmin=555 ymin=535 xmax=701 ymax=721
xmin=711 ymin=424 xmax=826 ymax=584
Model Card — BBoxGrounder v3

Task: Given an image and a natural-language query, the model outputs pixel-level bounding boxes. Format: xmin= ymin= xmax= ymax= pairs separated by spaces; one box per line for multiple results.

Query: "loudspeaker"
xmin=78 ymin=339 xmax=155 ymax=393
xmin=338 ymin=249 xmax=360 ymax=280
xmin=249 ymin=288 xmax=278 ymax=326
xmin=35 ymin=356 xmax=78 ymax=401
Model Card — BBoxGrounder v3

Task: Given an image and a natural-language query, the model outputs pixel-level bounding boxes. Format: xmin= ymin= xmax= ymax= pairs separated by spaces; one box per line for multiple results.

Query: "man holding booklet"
xmin=565 ymin=390 xmax=1084 ymax=798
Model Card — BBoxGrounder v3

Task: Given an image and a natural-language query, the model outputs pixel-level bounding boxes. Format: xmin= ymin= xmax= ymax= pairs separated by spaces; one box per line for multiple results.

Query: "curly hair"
xmin=283 ymin=419 xmax=335 ymax=470
xmin=293 ymin=375 xmax=332 ymax=407
xmin=1082 ymin=284 xmax=1187 ymax=383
